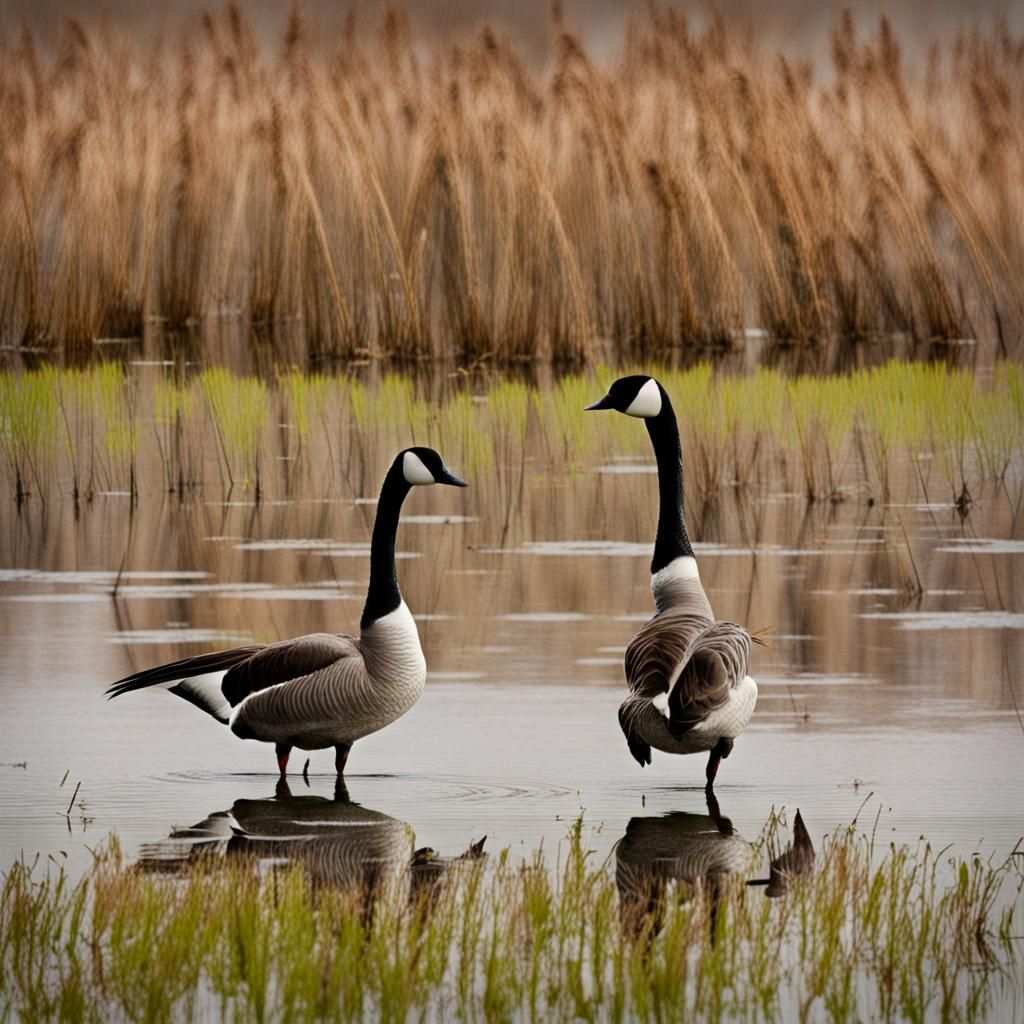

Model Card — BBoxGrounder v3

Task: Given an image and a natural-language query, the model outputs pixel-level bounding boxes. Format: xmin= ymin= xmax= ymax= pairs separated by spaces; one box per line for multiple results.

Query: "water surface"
xmin=0 ymin=399 xmax=1021 ymax=879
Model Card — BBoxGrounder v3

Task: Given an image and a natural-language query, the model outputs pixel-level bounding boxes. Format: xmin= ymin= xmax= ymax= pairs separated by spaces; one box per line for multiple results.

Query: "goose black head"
xmin=585 ymin=375 xmax=663 ymax=418
xmin=398 ymin=447 xmax=467 ymax=487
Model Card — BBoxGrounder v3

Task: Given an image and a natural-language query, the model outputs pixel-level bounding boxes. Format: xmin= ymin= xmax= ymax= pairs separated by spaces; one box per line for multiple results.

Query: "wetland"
xmin=3 ymin=2 xmax=1024 ymax=1016
xmin=1 ymin=359 xmax=1022 ymax=1020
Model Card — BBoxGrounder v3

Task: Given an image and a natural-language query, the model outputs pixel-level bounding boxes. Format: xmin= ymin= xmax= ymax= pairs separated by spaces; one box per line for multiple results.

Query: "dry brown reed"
xmin=1 ymin=7 xmax=1022 ymax=361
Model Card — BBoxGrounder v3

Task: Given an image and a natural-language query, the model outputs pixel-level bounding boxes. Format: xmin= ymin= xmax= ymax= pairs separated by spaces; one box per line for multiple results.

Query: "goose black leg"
xmin=704 ymin=737 xmax=733 ymax=791
xmin=335 ymin=743 xmax=352 ymax=776
xmin=275 ymin=743 xmax=292 ymax=777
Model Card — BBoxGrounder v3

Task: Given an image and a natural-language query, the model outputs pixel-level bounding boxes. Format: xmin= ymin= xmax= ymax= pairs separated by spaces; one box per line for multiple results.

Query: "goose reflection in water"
xmin=614 ymin=791 xmax=753 ymax=940
xmin=614 ymin=795 xmax=815 ymax=940
xmin=748 ymin=808 xmax=815 ymax=898
xmin=139 ymin=778 xmax=485 ymax=912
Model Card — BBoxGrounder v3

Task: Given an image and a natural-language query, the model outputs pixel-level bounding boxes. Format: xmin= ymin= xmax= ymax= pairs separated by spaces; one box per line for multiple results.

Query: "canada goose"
xmin=107 ymin=447 xmax=466 ymax=777
xmin=586 ymin=375 xmax=758 ymax=789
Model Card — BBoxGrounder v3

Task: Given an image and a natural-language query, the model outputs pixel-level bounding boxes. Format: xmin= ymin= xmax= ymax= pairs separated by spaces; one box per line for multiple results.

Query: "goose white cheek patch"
xmin=402 ymin=451 xmax=436 ymax=485
xmin=624 ymin=378 xmax=662 ymax=418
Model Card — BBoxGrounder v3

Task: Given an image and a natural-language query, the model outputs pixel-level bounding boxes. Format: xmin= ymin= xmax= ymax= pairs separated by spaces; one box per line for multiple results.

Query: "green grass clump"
xmin=1 ymin=821 xmax=1020 ymax=1022
xmin=535 ymin=371 xmax=627 ymax=467
xmin=154 ymin=375 xmax=195 ymax=495
xmin=1 ymin=360 xmax=1022 ymax=507
xmin=786 ymin=375 xmax=856 ymax=499
xmin=199 ymin=369 xmax=268 ymax=496
xmin=0 ymin=367 xmax=59 ymax=503
xmin=278 ymin=370 xmax=332 ymax=444
xmin=92 ymin=363 xmax=138 ymax=497
xmin=442 ymin=389 xmax=491 ymax=477
xmin=975 ymin=363 xmax=1024 ymax=482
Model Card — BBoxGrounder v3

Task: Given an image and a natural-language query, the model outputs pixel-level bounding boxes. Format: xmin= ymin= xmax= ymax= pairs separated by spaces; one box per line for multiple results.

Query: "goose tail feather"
xmin=106 ymin=646 xmax=265 ymax=724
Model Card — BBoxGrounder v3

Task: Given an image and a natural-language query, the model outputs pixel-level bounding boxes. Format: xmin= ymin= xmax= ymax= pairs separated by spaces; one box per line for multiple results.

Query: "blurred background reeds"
xmin=1 ymin=3 xmax=1022 ymax=365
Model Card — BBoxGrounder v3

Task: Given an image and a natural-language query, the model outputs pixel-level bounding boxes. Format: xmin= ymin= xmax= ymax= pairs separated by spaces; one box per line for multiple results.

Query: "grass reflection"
xmin=1 ymin=808 xmax=1020 ymax=1022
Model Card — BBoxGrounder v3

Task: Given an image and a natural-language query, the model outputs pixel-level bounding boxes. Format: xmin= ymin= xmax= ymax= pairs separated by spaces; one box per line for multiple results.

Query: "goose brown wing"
xmin=624 ymin=612 xmax=751 ymax=737
xmin=623 ymin=610 xmax=713 ymax=700
xmin=619 ymin=611 xmax=713 ymax=757
xmin=665 ymin=620 xmax=753 ymax=735
xmin=222 ymin=633 xmax=360 ymax=706
xmin=617 ymin=704 xmax=652 ymax=766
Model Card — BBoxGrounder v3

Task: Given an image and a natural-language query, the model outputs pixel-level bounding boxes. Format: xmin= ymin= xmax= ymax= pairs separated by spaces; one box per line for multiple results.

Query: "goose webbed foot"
xmin=275 ymin=743 xmax=292 ymax=777
xmin=704 ymin=737 xmax=733 ymax=791
xmin=335 ymin=743 xmax=352 ymax=776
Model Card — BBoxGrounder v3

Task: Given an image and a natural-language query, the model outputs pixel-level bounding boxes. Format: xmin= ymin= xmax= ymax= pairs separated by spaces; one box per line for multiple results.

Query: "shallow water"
xmin=0 ymin=400 xmax=1022 ymax=882
xmin=3 ymin=678 xmax=1023 ymax=883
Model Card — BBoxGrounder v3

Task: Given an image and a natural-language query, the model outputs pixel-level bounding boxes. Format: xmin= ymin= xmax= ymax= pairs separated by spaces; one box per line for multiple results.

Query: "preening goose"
xmin=586 ymin=375 xmax=758 ymax=789
xmin=107 ymin=447 xmax=466 ymax=777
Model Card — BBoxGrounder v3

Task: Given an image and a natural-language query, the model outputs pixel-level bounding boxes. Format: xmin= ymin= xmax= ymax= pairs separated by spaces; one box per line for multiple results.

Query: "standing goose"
xmin=586 ymin=376 xmax=758 ymax=789
xmin=107 ymin=447 xmax=466 ymax=777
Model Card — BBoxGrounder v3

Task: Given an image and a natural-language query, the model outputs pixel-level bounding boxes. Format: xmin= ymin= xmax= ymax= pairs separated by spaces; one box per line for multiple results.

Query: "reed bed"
xmin=1 ymin=818 xmax=1021 ymax=1022
xmin=1 ymin=361 xmax=1021 ymax=509
xmin=1 ymin=7 xmax=1022 ymax=361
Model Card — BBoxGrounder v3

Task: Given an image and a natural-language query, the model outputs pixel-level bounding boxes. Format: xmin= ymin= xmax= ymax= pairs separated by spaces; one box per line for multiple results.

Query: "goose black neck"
xmin=361 ymin=465 xmax=411 ymax=630
xmin=645 ymin=391 xmax=694 ymax=574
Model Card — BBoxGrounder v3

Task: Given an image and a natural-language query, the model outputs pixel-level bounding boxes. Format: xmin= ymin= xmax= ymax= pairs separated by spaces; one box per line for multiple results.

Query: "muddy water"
xmin=1 ymin=406 xmax=1022 ymax=881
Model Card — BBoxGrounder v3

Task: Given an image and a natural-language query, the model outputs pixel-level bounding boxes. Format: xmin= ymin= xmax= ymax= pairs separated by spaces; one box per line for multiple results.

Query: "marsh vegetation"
xmin=1 ymin=361 xmax=1022 ymax=509
xmin=2 ymin=808 xmax=1021 ymax=1022
xmin=2 ymin=364 xmax=1022 ymax=1022
xmin=2 ymin=7 xmax=1023 ymax=1020
xmin=1 ymin=7 xmax=1022 ymax=361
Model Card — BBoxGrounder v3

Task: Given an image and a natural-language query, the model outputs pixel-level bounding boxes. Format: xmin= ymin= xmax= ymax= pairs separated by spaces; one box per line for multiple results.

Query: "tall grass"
xmin=0 ymin=8 xmax=1022 ymax=360
xmin=0 ymin=366 xmax=58 ymax=503
xmin=92 ymin=362 xmax=138 ymax=499
xmin=199 ymin=368 xmax=267 ymax=496
xmin=1 ymin=361 xmax=1022 ymax=507
xmin=154 ymin=374 xmax=197 ymax=497
xmin=1 ymin=820 xmax=1020 ymax=1021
